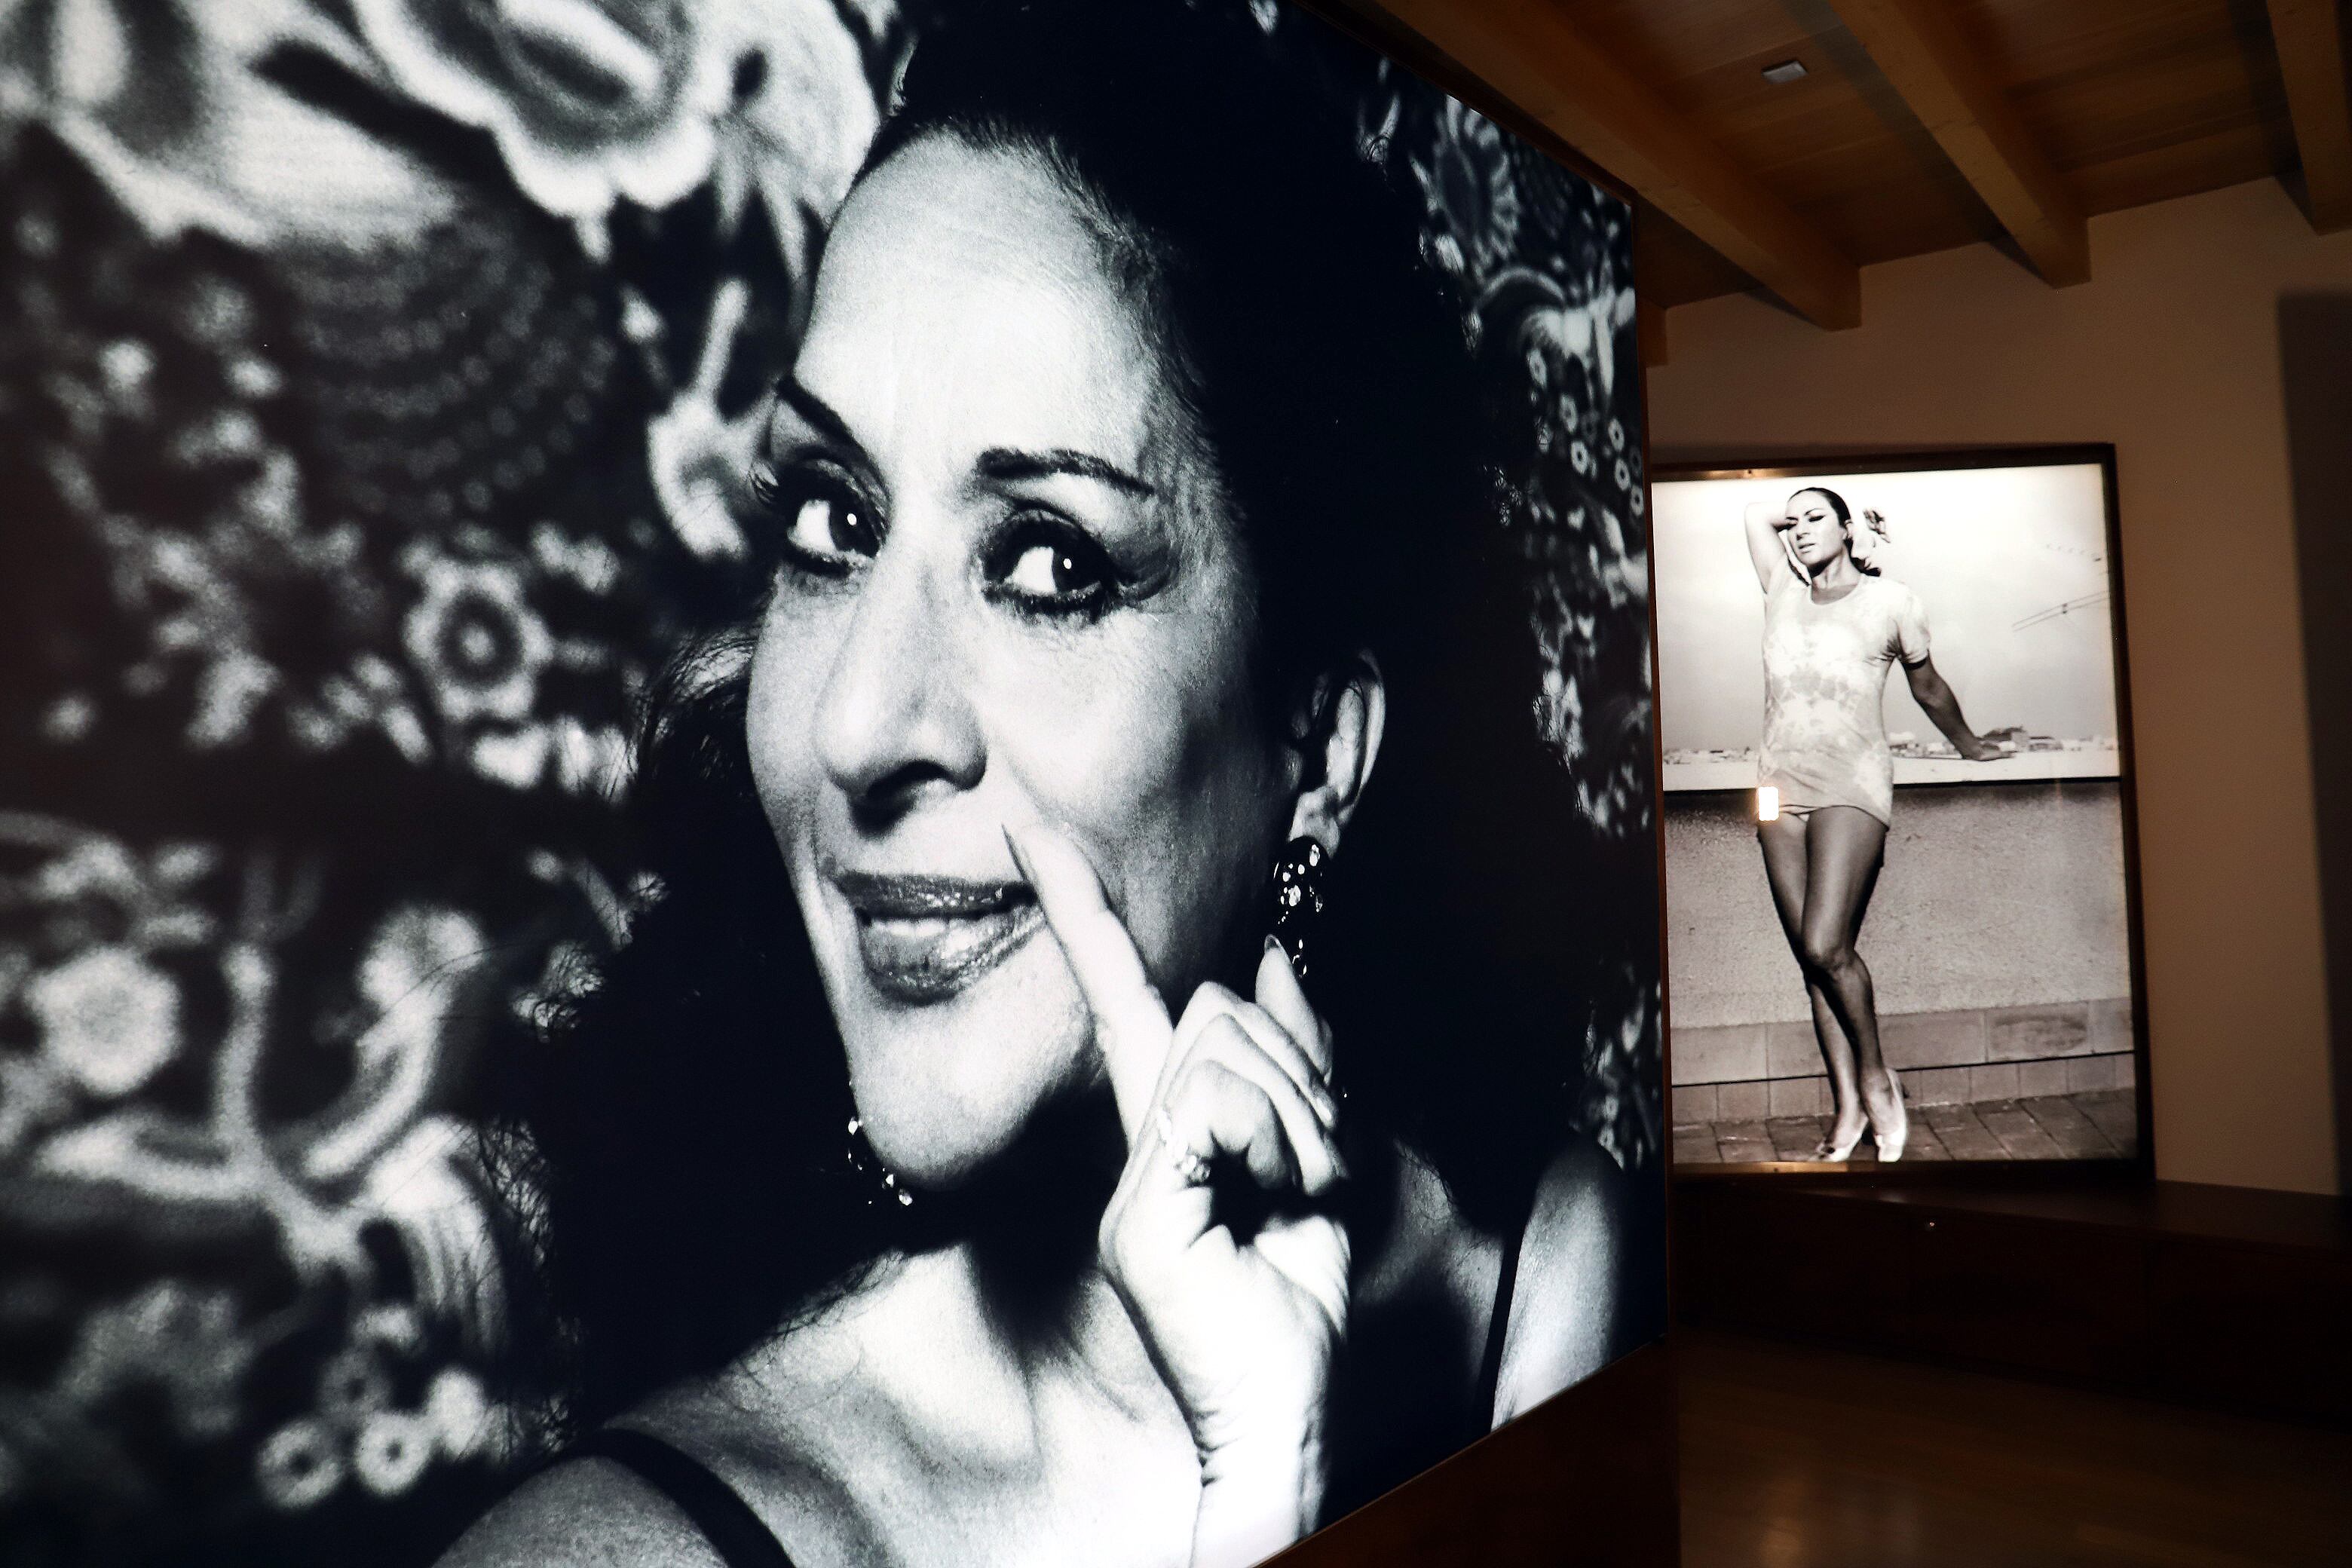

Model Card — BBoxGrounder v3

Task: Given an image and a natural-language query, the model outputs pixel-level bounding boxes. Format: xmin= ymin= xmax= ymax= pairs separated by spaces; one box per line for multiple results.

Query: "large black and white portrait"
xmin=1655 ymin=455 xmax=2143 ymax=1168
xmin=0 ymin=0 xmax=1663 ymax=1563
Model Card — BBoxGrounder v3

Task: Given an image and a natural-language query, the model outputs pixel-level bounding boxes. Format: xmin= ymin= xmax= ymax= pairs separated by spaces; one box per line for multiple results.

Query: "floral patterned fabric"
xmin=0 ymin=3 xmax=1653 ymax=1562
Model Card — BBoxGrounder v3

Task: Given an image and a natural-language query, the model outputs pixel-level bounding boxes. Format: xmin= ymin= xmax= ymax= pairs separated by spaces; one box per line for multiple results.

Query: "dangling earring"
xmin=1269 ymin=836 xmax=1327 ymax=978
xmin=845 ymin=1116 xmax=914 ymax=1208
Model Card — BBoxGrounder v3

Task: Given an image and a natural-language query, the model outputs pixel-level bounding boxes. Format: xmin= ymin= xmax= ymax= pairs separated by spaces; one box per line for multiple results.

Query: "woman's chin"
xmin=857 ymin=1090 xmax=1117 ymax=1193
xmin=867 ymin=1131 xmax=1009 ymax=1191
xmin=838 ymin=948 xmax=1098 ymax=1190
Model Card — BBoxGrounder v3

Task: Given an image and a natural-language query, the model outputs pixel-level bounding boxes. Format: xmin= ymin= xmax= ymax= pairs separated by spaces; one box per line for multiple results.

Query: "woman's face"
xmin=744 ymin=136 xmax=1294 ymax=1187
xmin=1782 ymin=490 xmax=1851 ymax=570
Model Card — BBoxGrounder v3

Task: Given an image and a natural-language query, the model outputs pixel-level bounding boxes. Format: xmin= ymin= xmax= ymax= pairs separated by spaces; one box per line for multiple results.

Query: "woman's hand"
xmin=1007 ymin=825 xmax=1350 ymax=1568
xmin=1903 ymin=656 xmax=2001 ymax=763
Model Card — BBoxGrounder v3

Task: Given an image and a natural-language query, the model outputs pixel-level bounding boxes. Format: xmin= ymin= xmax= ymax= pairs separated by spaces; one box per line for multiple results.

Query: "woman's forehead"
xmin=791 ymin=136 xmax=1171 ymax=479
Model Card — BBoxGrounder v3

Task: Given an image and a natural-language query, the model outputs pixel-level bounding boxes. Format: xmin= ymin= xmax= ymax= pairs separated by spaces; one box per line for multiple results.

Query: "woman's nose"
xmin=813 ymin=551 xmax=985 ymax=816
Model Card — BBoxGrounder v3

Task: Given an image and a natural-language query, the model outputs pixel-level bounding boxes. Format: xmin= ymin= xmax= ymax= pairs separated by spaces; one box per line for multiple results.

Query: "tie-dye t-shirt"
xmin=1758 ymin=570 xmax=1931 ymax=825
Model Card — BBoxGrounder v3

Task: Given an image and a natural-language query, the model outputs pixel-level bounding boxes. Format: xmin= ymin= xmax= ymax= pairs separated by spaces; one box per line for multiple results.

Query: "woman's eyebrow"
xmin=773 ymin=378 xmax=865 ymax=455
xmin=977 ymin=447 xmax=1156 ymax=499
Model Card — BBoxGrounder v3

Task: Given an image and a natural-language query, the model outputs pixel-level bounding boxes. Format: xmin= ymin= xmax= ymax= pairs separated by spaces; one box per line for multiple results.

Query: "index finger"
xmin=1005 ymin=823 xmax=1172 ymax=1140
xmin=1254 ymin=940 xmax=1333 ymax=1080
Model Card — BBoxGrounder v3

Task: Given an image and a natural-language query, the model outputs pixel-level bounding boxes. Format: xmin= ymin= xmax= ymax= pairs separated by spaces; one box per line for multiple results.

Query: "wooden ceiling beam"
xmin=1821 ymin=0 xmax=2091 ymax=285
xmin=1331 ymin=0 xmax=1860 ymax=329
xmin=2267 ymin=0 xmax=2352 ymax=232
xmin=1637 ymin=296 xmax=1669 ymax=369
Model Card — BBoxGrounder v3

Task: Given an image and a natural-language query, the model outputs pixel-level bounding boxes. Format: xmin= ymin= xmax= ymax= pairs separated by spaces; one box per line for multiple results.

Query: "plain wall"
xmin=1647 ymin=177 xmax=2352 ymax=1196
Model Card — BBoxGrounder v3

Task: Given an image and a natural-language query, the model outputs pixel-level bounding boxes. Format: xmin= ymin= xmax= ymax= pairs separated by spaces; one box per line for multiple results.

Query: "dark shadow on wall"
xmin=2280 ymin=293 xmax=2352 ymax=1195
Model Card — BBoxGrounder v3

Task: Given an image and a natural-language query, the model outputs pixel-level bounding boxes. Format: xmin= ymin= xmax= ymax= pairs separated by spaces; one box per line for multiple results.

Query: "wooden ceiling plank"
xmin=2266 ymin=0 xmax=2352 ymax=231
xmin=1821 ymin=0 xmax=2092 ymax=283
xmin=1337 ymin=0 xmax=1862 ymax=328
xmin=2073 ymin=123 xmax=2286 ymax=217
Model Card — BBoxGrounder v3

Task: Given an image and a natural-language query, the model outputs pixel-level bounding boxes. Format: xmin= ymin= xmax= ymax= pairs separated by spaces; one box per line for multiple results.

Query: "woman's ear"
xmin=1285 ymin=652 xmax=1386 ymax=856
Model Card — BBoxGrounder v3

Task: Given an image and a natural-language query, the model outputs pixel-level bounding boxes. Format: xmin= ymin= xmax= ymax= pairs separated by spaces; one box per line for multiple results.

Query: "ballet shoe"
xmin=1877 ymin=1113 xmax=1908 ymax=1163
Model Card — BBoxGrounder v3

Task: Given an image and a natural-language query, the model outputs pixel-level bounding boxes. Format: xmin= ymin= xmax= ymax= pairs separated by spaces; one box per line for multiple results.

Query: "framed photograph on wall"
xmin=1652 ymin=449 xmax=2149 ymax=1171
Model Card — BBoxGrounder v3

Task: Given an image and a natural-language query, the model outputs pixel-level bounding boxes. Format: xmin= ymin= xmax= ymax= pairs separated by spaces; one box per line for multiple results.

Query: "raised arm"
xmin=1902 ymin=654 xmax=2003 ymax=762
xmin=1742 ymin=499 xmax=1793 ymax=593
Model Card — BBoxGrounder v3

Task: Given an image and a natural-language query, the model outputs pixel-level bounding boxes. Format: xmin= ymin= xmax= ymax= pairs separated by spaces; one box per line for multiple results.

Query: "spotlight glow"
xmin=1757 ymin=786 xmax=1780 ymax=822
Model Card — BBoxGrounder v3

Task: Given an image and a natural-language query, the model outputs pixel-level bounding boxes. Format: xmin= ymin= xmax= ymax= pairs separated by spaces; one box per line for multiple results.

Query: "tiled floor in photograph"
xmin=1672 ymin=1089 xmax=2138 ymax=1163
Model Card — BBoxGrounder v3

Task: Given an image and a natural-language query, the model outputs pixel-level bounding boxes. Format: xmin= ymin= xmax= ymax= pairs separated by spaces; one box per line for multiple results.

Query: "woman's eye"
xmin=784 ymin=492 xmax=879 ymax=561
xmin=753 ymin=464 xmax=880 ymax=578
xmin=1004 ymin=540 xmax=1105 ymax=599
xmin=989 ymin=521 xmax=1116 ymax=614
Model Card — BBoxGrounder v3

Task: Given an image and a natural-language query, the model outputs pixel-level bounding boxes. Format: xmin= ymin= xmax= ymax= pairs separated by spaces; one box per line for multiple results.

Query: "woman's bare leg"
xmin=1757 ymin=813 xmax=1867 ymax=1153
xmin=1797 ymin=807 xmax=1903 ymax=1157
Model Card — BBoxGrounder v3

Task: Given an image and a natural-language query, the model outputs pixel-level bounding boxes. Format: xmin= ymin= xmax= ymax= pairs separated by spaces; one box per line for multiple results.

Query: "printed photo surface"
xmin=0 ymin=2 xmax=1667 ymax=1562
xmin=1655 ymin=456 xmax=2142 ymax=1168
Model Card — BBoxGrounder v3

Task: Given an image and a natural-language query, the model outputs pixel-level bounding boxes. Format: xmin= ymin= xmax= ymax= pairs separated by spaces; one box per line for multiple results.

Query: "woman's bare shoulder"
xmin=1493 ymin=1138 xmax=1633 ymax=1421
xmin=436 ymin=1263 xmax=957 ymax=1568
xmin=435 ymin=1374 xmax=881 ymax=1568
xmin=438 ymin=1419 xmax=883 ymax=1568
xmin=1519 ymin=1138 xmax=1629 ymax=1319
xmin=1530 ymin=1137 xmax=1630 ymax=1238
xmin=435 ymin=1453 xmax=730 ymax=1568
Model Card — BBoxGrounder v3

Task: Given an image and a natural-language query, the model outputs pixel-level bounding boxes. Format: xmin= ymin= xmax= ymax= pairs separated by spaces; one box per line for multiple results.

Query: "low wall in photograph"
xmin=1665 ymin=782 xmax=2136 ymax=1113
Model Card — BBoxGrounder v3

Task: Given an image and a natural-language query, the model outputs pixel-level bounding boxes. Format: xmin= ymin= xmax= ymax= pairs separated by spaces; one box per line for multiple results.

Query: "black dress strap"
xmin=1475 ymin=1218 xmax=1525 ymax=1421
xmin=568 ymin=1428 xmax=799 ymax=1568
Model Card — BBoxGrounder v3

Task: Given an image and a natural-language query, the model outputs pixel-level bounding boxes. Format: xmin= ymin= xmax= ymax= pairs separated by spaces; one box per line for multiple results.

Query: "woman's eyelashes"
xmin=981 ymin=513 xmax=1122 ymax=619
xmin=753 ymin=461 xmax=880 ymax=577
xmin=752 ymin=460 xmax=1132 ymax=621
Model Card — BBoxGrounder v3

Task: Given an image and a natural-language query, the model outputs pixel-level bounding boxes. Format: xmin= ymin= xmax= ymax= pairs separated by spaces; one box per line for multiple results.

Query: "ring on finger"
xmin=1154 ymin=1105 xmax=1213 ymax=1187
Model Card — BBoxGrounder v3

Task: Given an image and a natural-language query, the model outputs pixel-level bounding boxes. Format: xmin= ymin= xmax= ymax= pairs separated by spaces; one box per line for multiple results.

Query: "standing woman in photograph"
xmin=1743 ymin=488 xmax=2003 ymax=1162
xmin=441 ymin=4 xmax=1654 ymax=1566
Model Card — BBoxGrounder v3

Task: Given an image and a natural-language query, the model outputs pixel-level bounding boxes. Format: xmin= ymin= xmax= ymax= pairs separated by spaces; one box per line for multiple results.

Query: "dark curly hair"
xmin=491 ymin=0 xmax=1652 ymax=1435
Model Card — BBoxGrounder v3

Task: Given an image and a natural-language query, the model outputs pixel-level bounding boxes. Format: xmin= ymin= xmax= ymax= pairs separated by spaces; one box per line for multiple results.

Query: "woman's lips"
xmin=829 ymin=868 xmax=1041 ymax=1003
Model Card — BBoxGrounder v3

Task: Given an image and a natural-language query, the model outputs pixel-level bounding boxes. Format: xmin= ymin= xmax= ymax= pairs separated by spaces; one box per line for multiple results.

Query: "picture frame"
xmin=1652 ymin=446 xmax=2151 ymax=1179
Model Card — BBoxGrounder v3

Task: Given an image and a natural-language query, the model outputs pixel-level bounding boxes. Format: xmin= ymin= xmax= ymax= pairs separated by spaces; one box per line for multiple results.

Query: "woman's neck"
xmin=1044 ymin=1260 xmax=1190 ymax=1422
xmin=692 ymin=1240 xmax=1196 ymax=1567
xmin=1808 ymin=551 xmax=1863 ymax=598
xmin=872 ymin=1098 xmax=1183 ymax=1421
xmin=696 ymin=1126 xmax=1487 ymax=1559
xmin=737 ymin=1116 xmax=1451 ymax=1417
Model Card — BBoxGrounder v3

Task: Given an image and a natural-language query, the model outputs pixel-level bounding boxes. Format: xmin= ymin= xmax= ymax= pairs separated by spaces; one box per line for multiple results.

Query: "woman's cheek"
xmin=746 ymin=605 xmax=843 ymax=850
xmin=995 ymin=633 xmax=1269 ymax=982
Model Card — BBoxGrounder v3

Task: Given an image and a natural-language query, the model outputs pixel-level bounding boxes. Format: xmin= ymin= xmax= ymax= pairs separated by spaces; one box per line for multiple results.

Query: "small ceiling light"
xmin=1761 ymin=59 xmax=1808 ymax=84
